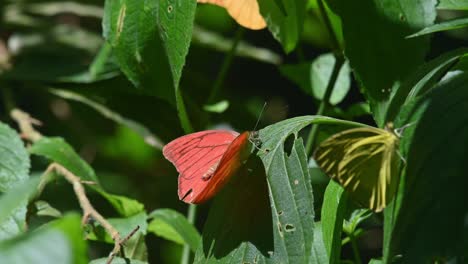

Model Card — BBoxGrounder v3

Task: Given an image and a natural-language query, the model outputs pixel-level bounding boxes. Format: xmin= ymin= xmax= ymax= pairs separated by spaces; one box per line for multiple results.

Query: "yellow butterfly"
xmin=314 ymin=125 xmax=401 ymax=212
xmin=197 ymin=0 xmax=267 ymax=30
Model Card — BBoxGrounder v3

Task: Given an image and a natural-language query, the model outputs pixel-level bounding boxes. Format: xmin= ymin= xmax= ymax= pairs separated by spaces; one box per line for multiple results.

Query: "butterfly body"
xmin=314 ymin=127 xmax=400 ymax=212
xmin=163 ymin=130 xmax=252 ymax=204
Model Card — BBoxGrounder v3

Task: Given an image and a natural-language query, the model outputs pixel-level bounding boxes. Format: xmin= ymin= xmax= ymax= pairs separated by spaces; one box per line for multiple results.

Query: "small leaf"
xmin=147 ymin=209 xmax=201 ymax=252
xmin=408 ymin=17 xmax=468 ymax=38
xmin=259 ymin=0 xmax=307 ymax=53
xmin=97 ymin=191 xmax=145 ymax=218
xmin=35 ymin=200 xmax=62 ymax=218
xmin=203 ymin=100 xmax=229 ymax=113
xmin=0 ymin=214 xmax=87 ymax=264
xmin=321 ymin=180 xmax=347 ymax=264
xmin=438 ymin=0 xmax=468 ymax=10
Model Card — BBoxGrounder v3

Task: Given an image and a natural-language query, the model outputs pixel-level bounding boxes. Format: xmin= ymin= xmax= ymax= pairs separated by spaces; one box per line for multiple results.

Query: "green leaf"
xmin=0 ymin=122 xmax=30 ymax=192
xmin=385 ymin=48 xmax=468 ymax=123
xmin=102 ymin=0 xmax=196 ymax=105
xmin=203 ymin=100 xmax=229 ymax=113
xmin=147 ymin=209 xmax=200 ymax=252
xmin=321 ymin=180 xmax=346 ymax=264
xmin=390 ymin=72 xmax=468 ymax=262
xmin=0 ymin=121 xmax=31 ymax=240
xmin=90 ymin=257 xmax=147 ymax=264
xmin=0 ymin=214 xmax=87 ymax=264
xmin=310 ymin=222 xmax=330 ymax=264
xmin=96 ymin=191 xmax=145 ymax=218
xmin=87 ymin=212 xmax=148 ymax=261
xmin=259 ymin=0 xmax=307 ymax=53
xmin=408 ymin=17 xmax=468 ymax=38
xmin=29 ymin=137 xmax=98 ymax=183
xmin=438 ymin=0 xmax=468 ymax=10
xmin=0 ymin=177 xmax=40 ymax=240
xmin=34 ymin=200 xmax=62 ymax=218
xmin=280 ymin=54 xmax=351 ymax=105
xmin=327 ymin=0 xmax=437 ymax=126
xmin=369 ymin=259 xmax=383 ymax=264
xmin=29 ymin=136 xmax=145 ymax=217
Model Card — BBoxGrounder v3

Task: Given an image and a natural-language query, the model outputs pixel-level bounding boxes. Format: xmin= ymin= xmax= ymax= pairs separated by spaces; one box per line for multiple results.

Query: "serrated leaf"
xmin=259 ymin=0 xmax=307 ymax=53
xmin=29 ymin=137 xmax=98 ymax=183
xmin=195 ymin=116 xmax=362 ymax=263
xmin=147 ymin=209 xmax=200 ymax=252
xmin=0 ymin=214 xmax=87 ymax=264
xmin=0 ymin=121 xmax=31 ymax=240
xmin=390 ymin=72 xmax=468 ymax=262
xmin=327 ymin=0 xmax=436 ymax=126
xmin=102 ymin=0 xmax=196 ymax=105
xmin=321 ymin=180 xmax=346 ymax=264
xmin=0 ymin=122 xmax=30 ymax=192
xmin=0 ymin=177 xmax=40 ymax=240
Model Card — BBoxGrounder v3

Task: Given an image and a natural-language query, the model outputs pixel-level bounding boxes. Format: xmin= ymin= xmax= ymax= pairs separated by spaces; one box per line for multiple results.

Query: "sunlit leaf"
xmin=408 ymin=17 xmax=468 ymax=38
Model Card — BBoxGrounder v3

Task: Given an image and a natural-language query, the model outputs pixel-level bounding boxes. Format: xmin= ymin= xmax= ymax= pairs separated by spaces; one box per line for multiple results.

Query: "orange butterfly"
xmin=198 ymin=0 xmax=267 ymax=30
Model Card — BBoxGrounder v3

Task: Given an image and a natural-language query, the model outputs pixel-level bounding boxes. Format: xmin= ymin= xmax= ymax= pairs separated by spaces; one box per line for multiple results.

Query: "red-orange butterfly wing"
xmin=163 ymin=130 xmax=251 ymax=203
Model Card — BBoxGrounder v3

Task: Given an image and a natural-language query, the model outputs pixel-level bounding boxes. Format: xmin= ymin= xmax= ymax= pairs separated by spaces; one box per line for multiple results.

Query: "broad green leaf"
xmin=103 ymin=0 xmax=196 ymax=105
xmin=385 ymin=48 xmax=468 ymax=123
xmin=390 ymin=73 xmax=468 ymax=262
xmin=259 ymin=0 xmax=307 ymax=53
xmin=438 ymin=0 xmax=468 ymax=10
xmin=310 ymin=222 xmax=329 ymax=264
xmin=29 ymin=136 xmax=145 ymax=217
xmin=0 ymin=214 xmax=87 ymax=264
xmin=29 ymin=137 xmax=98 ymax=183
xmin=327 ymin=0 xmax=436 ymax=126
xmin=194 ymin=157 xmax=273 ymax=263
xmin=408 ymin=17 xmax=468 ymax=37
xmin=90 ymin=257 xmax=147 ymax=264
xmin=0 ymin=177 xmax=40 ymax=240
xmin=49 ymin=88 xmax=163 ymax=149
xmin=0 ymin=122 xmax=31 ymax=239
xmin=280 ymin=54 xmax=351 ymax=105
xmin=369 ymin=259 xmax=383 ymax=264
xmin=321 ymin=180 xmax=346 ymax=264
xmin=0 ymin=122 xmax=30 ymax=192
xmin=147 ymin=209 xmax=200 ymax=253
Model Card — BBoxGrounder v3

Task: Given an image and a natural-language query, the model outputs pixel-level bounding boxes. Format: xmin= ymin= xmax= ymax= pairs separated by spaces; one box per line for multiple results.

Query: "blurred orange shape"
xmin=198 ymin=0 xmax=267 ymax=30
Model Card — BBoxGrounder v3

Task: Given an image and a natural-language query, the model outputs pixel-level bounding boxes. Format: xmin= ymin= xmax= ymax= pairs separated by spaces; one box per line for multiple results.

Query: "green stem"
xmin=317 ymin=0 xmax=340 ymax=52
xmin=207 ymin=27 xmax=244 ymax=104
xmin=305 ymin=56 xmax=345 ymax=155
xmin=349 ymin=234 xmax=362 ymax=264
xmin=1 ymin=83 xmax=15 ymax=114
xmin=180 ymin=204 xmax=197 ymax=264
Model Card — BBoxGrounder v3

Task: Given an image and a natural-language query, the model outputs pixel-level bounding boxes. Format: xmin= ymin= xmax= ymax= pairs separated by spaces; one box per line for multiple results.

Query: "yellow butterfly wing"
xmin=314 ymin=127 xmax=400 ymax=212
xmin=197 ymin=0 xmax=267 ymax=30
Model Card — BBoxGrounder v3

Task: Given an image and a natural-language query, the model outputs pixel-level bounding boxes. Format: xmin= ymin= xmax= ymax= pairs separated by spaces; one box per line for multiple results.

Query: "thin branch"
xmin=11 ymin=108 xmax=137 ymax=264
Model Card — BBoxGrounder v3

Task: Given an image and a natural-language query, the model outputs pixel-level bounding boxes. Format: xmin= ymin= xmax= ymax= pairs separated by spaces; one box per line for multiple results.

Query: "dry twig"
xmin=11 ymin=108 xmax=137 ymax=264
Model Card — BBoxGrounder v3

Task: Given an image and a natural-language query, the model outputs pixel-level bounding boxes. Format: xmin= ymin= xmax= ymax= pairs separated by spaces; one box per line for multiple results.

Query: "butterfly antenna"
xmin=253 ymin=102 xmax=268 ymax=131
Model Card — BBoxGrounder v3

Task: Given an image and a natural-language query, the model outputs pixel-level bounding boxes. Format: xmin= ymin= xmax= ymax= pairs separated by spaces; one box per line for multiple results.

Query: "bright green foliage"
xmin=102 ymin=0 xmax=196 ymax=105
xmin=148 ymin=209 xmax=201 ymax=253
